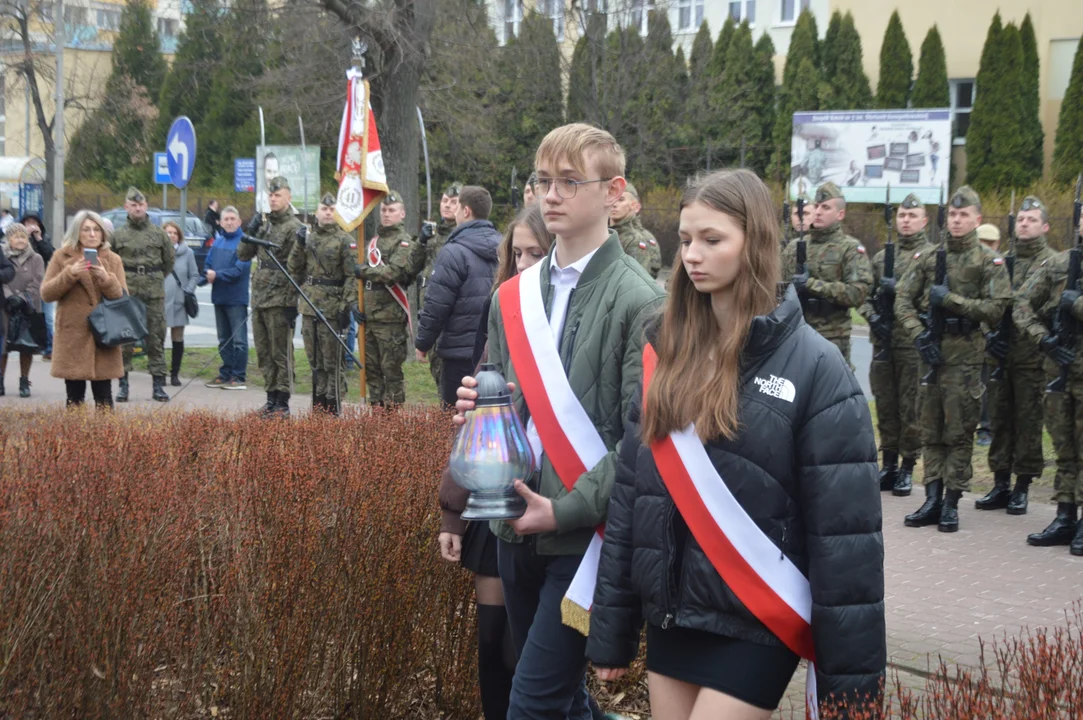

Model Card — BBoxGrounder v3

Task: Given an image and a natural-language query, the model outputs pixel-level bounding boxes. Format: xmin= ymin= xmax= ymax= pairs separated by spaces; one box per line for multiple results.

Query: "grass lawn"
xmin=131 ymin=347 xmax=441 ymax=405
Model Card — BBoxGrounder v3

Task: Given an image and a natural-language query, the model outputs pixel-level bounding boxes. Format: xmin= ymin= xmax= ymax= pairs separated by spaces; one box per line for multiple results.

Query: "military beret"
xmin=1020 ymin=195 xmax=1045 ymax=213
xmin=814 ymin=182 xmax=843 ymax=204
xmin=976 ymin=223 xmax=1001 ymax=242
xmin=126 ymin=186 xmax=146 ymax=203
xmin=268 ymin=176 xmax=290 ymax=193
xmin=443 ymin=182 xmax=462 ymax=198
xmin=901 ymin=193 xmax=923 ymax=209
xmin=319 ymin=192 xmax=336 ymax=207
xmin=383 ymin=190 xmax=403 ymax=206
xmin=951 ymin=185 xmax=980 ymax=209
xmin=623 ymin=182 xmax=640 ymax=201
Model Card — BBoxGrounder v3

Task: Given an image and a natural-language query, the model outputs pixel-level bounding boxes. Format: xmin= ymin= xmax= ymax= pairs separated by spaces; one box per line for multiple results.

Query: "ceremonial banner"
xmin=335 ymin=67 xmax=388 ymax=230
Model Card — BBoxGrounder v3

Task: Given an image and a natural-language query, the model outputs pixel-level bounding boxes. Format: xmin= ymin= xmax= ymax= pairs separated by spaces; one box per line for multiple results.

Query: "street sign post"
xmin=234 ymin=158 xmax=256 ymax=193
xmin=166 ymin=116 xmax=196 ymax=221
xmin=154 ymin=152 xmax=169 ymax=209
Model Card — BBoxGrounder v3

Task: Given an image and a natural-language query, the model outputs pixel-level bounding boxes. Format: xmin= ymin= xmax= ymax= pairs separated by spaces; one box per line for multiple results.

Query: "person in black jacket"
xmin=587 ymin=169 xmax=885 ymax=719
xmin=415 ymin=185 xmax=501 ymax=407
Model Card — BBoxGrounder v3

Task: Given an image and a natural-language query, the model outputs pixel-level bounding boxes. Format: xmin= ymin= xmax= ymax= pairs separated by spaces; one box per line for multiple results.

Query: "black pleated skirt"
xmin=459 ymin=520 xmax=500 ymax=578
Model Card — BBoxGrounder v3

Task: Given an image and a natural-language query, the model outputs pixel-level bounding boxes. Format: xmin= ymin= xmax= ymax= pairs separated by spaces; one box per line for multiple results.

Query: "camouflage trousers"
xmin=302 ymin=315 xmax=347 ymax=402
xmin=869 ymin=347 xmax=923 ymax=460
xmin=365 ymin=321 xmax=407 ymax=405
xmin=123 ymin=294 xmax=167 ymax=376
xmin=253 ymin=307 xmax=295 ymax=393
xmin=429 ymin=353 xmax=443 ymax=390
xmin=987 ymin=362 xmax=1046 ymax=476
xmin=921 ymin=363 xmax=984 ymax=491
xmin=1043 ymin=367 xmax=1083 ymax=505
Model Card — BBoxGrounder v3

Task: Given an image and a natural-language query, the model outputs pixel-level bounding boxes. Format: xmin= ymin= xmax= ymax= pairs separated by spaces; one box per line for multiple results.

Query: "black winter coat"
xmin=586 ymin=286 xmax=885 ymax=710
xmin=414 ymin=219 xmax=501 ymax=360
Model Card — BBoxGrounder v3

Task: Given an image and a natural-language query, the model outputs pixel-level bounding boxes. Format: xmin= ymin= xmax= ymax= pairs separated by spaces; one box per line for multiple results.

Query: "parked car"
xmin=100 ymin=208 xmax=213 ymax=273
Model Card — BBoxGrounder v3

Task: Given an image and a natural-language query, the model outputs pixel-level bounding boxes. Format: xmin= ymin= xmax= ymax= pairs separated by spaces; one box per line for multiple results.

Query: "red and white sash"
xmin=643 ymin=344 xmax=819 ymax=717
xmin=367 ymin=236 xmax=412 ymax=331
xmin=498 ymin=260 xmax=608 ymax=634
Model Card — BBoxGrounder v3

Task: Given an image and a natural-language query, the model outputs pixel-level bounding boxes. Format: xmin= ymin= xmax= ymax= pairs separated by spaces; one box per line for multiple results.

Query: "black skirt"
xmin=459 ymin=520 xmax=500 ymax=578
xmin=646 ymin=624 xmax=800 ymax=710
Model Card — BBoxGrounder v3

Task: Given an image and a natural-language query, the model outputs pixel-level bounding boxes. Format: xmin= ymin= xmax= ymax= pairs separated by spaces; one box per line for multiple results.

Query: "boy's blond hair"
xmin=534 ymin=123 xmax=626 ymax=180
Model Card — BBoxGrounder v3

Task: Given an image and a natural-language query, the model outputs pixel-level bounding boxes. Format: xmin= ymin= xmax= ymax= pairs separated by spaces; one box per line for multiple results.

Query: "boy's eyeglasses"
xmin=531 ymin=177 xmax=612 ymax=199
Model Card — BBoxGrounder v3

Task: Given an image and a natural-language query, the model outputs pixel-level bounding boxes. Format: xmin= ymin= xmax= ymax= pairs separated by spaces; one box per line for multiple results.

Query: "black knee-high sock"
xmin=476 ymin=603 xmax=515 ymax=720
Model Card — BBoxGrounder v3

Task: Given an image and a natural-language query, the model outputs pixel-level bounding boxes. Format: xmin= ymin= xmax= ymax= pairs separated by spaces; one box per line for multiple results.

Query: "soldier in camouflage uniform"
xmin=976 ymin=196 xmax=1057 ymax=516
xmin=288 ymin=192 xmax=354 ymax=415
xmin=896 ymin=186 xmax=1012 ymax=533
xmin=781 ymin=182 xmax=873 ymax=364
xmin=112 ymin=187 xmax=174 ymax=403
xmin=420 ymin=182 xmax=461 ymax=390
xmin=238 ymin=176 xmax=302 ymax=418
xmin=357 ymin=190 xmax=423 ymax=406
xmin=1014 ymin=216 xmax=1083 ymax=552
xmin=610 ymin=182 xmax=661 ymax=278
xmin=860 ymin=193 xmax=935 ymax=497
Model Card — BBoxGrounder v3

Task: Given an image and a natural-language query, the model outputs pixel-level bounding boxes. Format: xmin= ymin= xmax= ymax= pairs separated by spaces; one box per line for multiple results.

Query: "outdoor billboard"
xmin=789 ymin=109 xmax=952 ymax=204
xmin=255 ymin=145 xmax=321 ymax=214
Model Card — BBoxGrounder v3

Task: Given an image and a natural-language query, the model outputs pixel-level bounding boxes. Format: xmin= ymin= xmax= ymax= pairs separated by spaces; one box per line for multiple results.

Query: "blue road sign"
xmin=153 ymin=152 xmax=170 ymax=184
xmin=166 ymin=116 xmax=197 ymax=189
xmin=234 ymin=158 xmax=256 ymax=193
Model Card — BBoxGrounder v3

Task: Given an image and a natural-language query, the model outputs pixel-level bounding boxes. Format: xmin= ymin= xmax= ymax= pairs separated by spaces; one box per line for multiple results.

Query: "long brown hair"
xmin=493 ymin=204 xmax=553 ymax=290
xmin=642 ymin=169 xmax=781 ymax=443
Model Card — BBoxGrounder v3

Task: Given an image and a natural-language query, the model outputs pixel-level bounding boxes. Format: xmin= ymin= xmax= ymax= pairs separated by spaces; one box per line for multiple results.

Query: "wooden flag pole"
xmin=352 ymin=42 xmax=368 ymax=403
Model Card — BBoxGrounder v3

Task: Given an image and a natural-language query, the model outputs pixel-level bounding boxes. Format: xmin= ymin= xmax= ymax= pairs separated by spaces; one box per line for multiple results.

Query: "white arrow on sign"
xmin=169 ymin=133 xmax=189 ymax=181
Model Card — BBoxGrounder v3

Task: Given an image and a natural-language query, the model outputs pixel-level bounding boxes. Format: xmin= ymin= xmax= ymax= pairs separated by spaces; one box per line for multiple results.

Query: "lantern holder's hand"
xmin=508 ymin=480 xmax=557 ymax=535
xmin=453 ymin=375 xmax=517 ymax=425
xmin=438 ymin=532 xmax=461 ymax=562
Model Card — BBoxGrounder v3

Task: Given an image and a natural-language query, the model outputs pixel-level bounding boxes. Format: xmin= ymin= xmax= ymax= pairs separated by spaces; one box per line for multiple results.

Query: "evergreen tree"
xmin=715 ymin=22 xmax=759 ymax=168
xmin=629 ymin=10 xmax=683 ymax=183
xmin=1019 ymin=13 xmax=1044 ymax=178
xmin=876 ymin=10 xmax=913 ymax=109
xmin=821 ymin=12 xmax=872 ymax=110
xmin=689 ymin=20 xmax=713 ymax=84
xmin=112 ymin=0 xmax=167 ymax=101
xmin=770 ymin=10 xmax=822 ymax=175
xmin=752 ymin=34 xmax=778 ymax=174
xmin=597 ymin=25 xmax=644 ymax=145
xmin=821 ymin=11 xmax=843 ymax=78
xmin=566 ymin=13 xmax=605 ymax=124
xmin=681 ymin=21 xmax=715 ymax=170
xmin=911 ymin=25 xmax=950 ymax=107
xmin=1052 ymin=35 xmax=1083 ymax=183
xmin=707 ymin=15 xmax=736 ymax=79
xmin=966 ymin=19 xmax=1029 ymax=192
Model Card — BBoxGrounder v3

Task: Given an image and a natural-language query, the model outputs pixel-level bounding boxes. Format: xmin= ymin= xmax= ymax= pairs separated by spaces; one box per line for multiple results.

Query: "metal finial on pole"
xmin=352 ymin=37 xmax=367 ymax=70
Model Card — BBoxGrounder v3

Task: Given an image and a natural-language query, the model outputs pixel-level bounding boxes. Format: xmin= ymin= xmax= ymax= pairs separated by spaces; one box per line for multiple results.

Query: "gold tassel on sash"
xmin=560 ymin=596 xmax=592 ymax=636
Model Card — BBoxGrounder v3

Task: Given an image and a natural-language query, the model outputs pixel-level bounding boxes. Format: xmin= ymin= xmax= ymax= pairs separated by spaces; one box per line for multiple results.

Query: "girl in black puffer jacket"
xmin=586 ymin=169 xmax=885 ymax=719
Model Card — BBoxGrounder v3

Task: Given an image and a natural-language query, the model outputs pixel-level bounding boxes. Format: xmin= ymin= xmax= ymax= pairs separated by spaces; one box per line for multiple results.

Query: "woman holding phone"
xmin=40 ymin=210 xmax=127 ymax=408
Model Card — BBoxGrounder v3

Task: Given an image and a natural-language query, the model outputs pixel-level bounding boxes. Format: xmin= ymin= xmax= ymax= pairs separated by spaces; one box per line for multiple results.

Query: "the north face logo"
xmin=754 ymin=374 xmax=796 ymax=402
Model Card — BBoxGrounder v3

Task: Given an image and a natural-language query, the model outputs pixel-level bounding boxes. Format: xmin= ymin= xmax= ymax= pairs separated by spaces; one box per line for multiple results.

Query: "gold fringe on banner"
xmin=560 ymin=596 xmax=592 ymax=637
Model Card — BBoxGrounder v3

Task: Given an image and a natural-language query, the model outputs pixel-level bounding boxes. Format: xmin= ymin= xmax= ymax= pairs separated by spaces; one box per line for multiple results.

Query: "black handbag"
xmin=87 ymin=292 xmax=148 ymax=348
xmin=5 ymin=309 xmax=46 ymax=354
xmin=172 ymin=270 xmax=199 ymax=319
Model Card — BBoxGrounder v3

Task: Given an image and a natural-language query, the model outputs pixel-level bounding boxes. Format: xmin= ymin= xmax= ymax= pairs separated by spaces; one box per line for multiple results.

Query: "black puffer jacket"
xmin=586 ymin=286 xmax=885 ymax=710
xmin=415 ymin=219 xmax=501 ymax=360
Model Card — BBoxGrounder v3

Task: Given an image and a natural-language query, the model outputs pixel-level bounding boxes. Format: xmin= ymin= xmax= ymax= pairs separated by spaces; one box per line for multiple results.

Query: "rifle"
xmin=989 ymin=191 xmax=1017 ymax=382
xmin=873 ymin=184 xmax=894 ymax=361
xmin=782 ymin=199 xmax=791 ymax=246
xmin=920 ymin=186 xmax=947 ymax=386
xmin=1048 ymin=175 xmax=1083 ymax=393
xmin=795 ymin=197 xmax=807 ymax=302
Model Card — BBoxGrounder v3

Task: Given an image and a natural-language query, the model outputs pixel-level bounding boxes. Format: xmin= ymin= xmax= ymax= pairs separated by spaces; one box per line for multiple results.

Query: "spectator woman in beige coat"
xmin=40 ymin=210 xmax=127 ymax=408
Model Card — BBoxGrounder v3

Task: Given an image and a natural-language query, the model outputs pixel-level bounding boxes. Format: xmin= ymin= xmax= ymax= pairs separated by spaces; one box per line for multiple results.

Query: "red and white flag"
xmin=334 ymin=67 xmax=388 ymax=231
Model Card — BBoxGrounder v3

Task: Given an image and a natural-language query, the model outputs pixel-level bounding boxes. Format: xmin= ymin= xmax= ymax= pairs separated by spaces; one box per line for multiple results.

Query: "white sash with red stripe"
xmin=368 ymin=236 xmax=412 ymax=331
xmin=498 ymin=260 xmax=607 ymax=634
xmin=643 ymin=345 xmax=819 ymax=717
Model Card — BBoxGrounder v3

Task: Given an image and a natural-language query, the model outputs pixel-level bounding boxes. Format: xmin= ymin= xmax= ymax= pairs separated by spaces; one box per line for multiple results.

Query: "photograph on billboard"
xmin=789 ymin=109 xmax=952 ymax=204
xmin=255 ymin=145 xmax=321 ymax=214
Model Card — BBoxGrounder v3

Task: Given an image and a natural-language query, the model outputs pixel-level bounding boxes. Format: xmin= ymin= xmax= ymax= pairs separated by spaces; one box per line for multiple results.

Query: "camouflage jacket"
xmin=999 ymin=236 xmax=1058 ymax=367
xmin=895 ymin=229 xmax=1012 ymax=366
xmin=1014 ymin=248 xmax=1083 ymax=373
xmin=238 ymin=208 xmax=302 ymax=309
xmin=420 ymin=217 xmax=457 ymax=298
xmin=613 ymin=215 xmax=661 ymax=278
xmin=358 ymin=222 xmax=424 ymax=324
xmin=287 ymin=221 xmax=355 ymax=319
xmin=111 ymin=216 xmax=174 ymax=300
xmin=860 ymin=229 xmax=935 ymax=349
xmin=781 ymin=223 xmax=873 ymax=339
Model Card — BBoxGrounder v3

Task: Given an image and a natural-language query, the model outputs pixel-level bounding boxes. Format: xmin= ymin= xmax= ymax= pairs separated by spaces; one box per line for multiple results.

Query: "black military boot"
xmin=19 ymin=377 xmax=30 ymax=398
xmin=893 ymin=457 xmax=916 ymax=497
xmin=938 ymin=489 xmax=963 ymax=533
xmin=1006 ymin=475 xmax=1032 ymax=516
xmin=273 ymin=392 xmax=291 ymax=419
xmin=152 ymin=376 xmax=170 ymax=402
xmin=1027 ymin=503 xmax=1078 ymax=547
xmin=116 ymin=372 xmax=129 ymax=402
xmin=1070 ymin=515 xmax=1083 ymax=556
xmin=170 ymin=341 xmax=184 ymax=386
xmin=259 ymin=391 xmax=278 ymax=417
xmin=878 ymin=450 xmax=899 ymax=492
xmin=974 ymin=470 xmax=1012 ymax=510
xmin=904 ymin=479 xmax=944 ymax=527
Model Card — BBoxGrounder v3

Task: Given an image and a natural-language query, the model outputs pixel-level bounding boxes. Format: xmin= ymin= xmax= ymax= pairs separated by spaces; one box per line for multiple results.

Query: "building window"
xmin=538 ymin=0 xmax=564 ymax=42
xmin=950 ymin=79 xmax=975 ymax=145
xmin=96 ymin=8 xmax=120 ymax=31
xmin=780 ymin=0 xmax=809 ymax=24
xmin=678 ymin=0 xmax=704 ymax=30
xmin=502 ymin=0 xmax=522 ymax=44
xmin=726 ymin=1 xmax=755 ymax=25
xmin=157 ymin=17 xmax=178 ymax=38
xmin=747 ymin=0 xmax=756 ymax=24
xmin=63 ymin=6 xmax=87 ymax=25
xmin=38 ymin=3 xmax=52 ymax=22
xmin=631 ymin=0 xmax=654 ymax=37
xmin=577 ymin=0 xmax=606 ymax=33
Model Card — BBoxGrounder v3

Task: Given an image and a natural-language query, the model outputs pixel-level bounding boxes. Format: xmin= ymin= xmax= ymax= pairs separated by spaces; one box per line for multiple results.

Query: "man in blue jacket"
xmin=201 ymin=206 xmax=252 ymax=390
xmin=414 ymin=185 xmax=501 ymax=406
